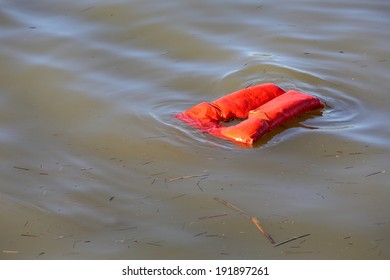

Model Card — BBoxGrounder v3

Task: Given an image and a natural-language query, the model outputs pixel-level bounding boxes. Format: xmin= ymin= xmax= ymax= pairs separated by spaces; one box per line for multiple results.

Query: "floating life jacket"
xmin=175 ymin=83 xmax=324 ymax=145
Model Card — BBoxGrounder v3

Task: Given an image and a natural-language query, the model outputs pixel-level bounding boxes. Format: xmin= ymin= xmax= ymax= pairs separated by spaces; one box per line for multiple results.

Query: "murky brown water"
xmin=1 ymin=0 xmax=389 ymax=259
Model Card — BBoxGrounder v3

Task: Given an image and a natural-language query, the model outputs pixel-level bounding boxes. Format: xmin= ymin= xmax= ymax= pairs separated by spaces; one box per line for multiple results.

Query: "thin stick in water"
xmin=214 ymin=197 xmax=275 ymax=244
xmin=251 ymin=217 xmax=275 ymax=244
xmin=169 ymin=174 xmax=208 ymax=182
xmin=273 ymin=233 xmax=311 ymax=247
xmin=13 ymin=166 xmax=30 ymax=171
xmin=214 ymin=197 xmax=250 ymax=219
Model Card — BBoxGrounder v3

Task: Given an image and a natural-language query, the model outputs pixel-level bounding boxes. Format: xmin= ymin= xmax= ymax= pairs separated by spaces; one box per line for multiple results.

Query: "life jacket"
xmin=175 ymin=83 xmax=324 ymax=145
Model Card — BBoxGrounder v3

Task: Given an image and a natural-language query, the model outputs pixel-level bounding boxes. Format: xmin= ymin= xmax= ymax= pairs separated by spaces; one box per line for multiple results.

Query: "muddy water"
xmin=1 ymin=0 xmax=389 ymax=259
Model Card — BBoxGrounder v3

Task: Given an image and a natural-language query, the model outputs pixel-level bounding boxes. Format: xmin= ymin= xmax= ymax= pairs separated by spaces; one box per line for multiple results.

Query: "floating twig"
xmin=214 ymin=197 xmax=275 ymax=244
xmin=146 ymin=242 xmax=163 ymax=247
xmin=273 ymin=233 xmax=311 ymax=247
xmin=251 ymin=217 xmax=275 ymax=244
xmin=169 ymin=174 xmax=209 ymax=182
xmin=365 ymin=170 xmax=385 ymax=177
xmin=115 ymin=226 xmax=137 ymax=231
xmin=20 ymin=234 xmax=38 ymax=237
xmin=214 ymin=197 xmax=250 ymax=219
xmin=196 ymin=180 xmax=203 ymax=191
xmin=198 ymin=213 xmax=227 ymax=220
xmin=13 ymin=166 xmax=30 ymax=171
xmin=13 ymin=166 xmax=49 ymax=175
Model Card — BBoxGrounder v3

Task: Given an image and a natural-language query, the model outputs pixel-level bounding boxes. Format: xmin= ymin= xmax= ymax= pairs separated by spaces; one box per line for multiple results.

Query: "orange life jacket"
xmin=175 ymin=83 xmax=324 ymax=145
